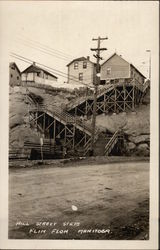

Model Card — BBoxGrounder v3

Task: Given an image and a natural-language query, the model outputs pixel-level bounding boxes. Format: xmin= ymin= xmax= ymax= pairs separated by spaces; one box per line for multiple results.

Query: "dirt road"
xmin=9 ymin=161 xmax=149 ymax=240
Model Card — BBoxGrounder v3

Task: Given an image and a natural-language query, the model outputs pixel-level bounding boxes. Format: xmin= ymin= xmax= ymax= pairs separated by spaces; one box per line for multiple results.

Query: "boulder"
xmin=128 ymin=134 xmax=150 ymax=144
xmin=127 ymin=142 xmax=136 ymax=150
xmin=137 ymin=143 xmax=149 ymax=150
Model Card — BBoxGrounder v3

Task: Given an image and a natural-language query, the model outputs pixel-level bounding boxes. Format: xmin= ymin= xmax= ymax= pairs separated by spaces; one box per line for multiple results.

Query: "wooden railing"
xmin=65 ymin=84 xmax=114 ymax=111
xmin=30 ymin=103 xmax=99 ymax=136
xmin=104 ymin=130 xmax=120 ymax=156
xmin=83 ymin=138 xmax=92 ymax=156
xmin=24 ymin=140 xmax=55 ymax=154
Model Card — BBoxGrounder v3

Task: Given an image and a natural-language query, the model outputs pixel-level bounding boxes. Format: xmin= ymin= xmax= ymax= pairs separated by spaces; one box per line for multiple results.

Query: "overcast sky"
xmin=0 ymin=1 xmax=159 ymax=83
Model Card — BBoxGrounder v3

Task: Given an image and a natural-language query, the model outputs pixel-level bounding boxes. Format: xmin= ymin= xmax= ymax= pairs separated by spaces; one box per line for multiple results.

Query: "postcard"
xmin=0 ymin=1 xmax=159 ymax=249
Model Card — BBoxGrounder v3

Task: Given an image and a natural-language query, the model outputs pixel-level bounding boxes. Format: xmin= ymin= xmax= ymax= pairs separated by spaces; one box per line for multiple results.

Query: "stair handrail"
xmin=105 ymin=130 xmax=120 ymax=155
xmin=65 ymin=84 xmax=114 ymax=111
xmin=35 ymin=103 xmax=99 ymax=135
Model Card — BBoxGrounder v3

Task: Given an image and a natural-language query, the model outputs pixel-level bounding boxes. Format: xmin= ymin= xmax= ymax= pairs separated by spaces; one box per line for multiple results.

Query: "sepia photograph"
xmin=0 ymin=1 xmax=159 ymax=249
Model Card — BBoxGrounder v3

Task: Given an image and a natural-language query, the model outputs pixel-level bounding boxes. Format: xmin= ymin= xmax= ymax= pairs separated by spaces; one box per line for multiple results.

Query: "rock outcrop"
xmin=9 ymin=85 xmax=150 ymax=158
xmin=95 ymin=98 xmax=150 ymax=156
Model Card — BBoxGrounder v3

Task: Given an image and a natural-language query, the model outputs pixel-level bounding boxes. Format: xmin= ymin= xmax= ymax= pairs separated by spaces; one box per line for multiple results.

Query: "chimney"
xmin=33 ymin=62 xmax=36 ymax=66
xmin=87 ymin=56 xmax=90 ymax=61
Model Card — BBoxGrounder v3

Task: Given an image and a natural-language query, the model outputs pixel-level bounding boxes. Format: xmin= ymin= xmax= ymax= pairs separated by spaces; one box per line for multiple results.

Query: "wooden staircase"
xmin=30 ymin=103 xmax=99 ymax=137
xmin=28 ymin=101 xmax=100 ymax=157
xmin=65 ymin=84 xmax=114 ymax=111
xmin=104 ymin=130 xmax=120 ymax=156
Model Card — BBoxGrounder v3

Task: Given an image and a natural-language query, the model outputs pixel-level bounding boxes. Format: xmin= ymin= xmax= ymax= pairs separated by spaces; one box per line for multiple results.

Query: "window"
xmin=79 ymin=73 xmax=83 ymax=81
xmin=83 ymin=61 xmax=87 ymax=69
xmin=107 ymin=68 xmax=111 ymax=75
xmin=11 ymin=66 xmax=15 ymax=70
xmin=11 ymin=74 xmax=13 ymax=78
xmin=74 ymin=62 xmax=78 ymax=69
xmin=17 ymin=76 xmax=19 ymax=80
xmin=37 ymin=72 xmax=41 ymax=77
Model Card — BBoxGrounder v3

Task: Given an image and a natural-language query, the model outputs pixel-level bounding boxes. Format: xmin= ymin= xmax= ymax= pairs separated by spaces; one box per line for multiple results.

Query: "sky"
xmin=0 ymin=1 xmax=159 ymax=83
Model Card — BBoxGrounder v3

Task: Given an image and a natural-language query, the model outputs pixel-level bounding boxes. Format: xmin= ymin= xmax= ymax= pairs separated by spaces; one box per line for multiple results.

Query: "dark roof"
xmin=66 ymin=57 xmax=95 ymax=67
xmin=21 ymin=64 xmax=58 ymax=79
xmin=101 ymin=53 xmax=146 ymax=79
xmin=9 ymin=62 xmax=21 ymax=74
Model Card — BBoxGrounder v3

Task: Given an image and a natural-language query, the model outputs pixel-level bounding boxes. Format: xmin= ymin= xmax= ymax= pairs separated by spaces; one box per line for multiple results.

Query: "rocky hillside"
xmin=95 ymin=89 xmax=150 ymax=156
xmin=9 ymin=85 xmax=150 ymax=157
xmin=9 ymin=84 xmax=78 ymax=149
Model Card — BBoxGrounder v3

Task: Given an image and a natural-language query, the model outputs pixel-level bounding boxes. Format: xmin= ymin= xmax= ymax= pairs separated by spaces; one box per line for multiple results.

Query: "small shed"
xmin=21 ymin=63 xmax=58 ymax=85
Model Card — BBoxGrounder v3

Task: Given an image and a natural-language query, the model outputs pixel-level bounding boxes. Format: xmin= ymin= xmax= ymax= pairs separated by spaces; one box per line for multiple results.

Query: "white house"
xmin=67 ymin=56 xmax=96 ymax=87
xmin=21 ymin=63 xmax=58 ymax=86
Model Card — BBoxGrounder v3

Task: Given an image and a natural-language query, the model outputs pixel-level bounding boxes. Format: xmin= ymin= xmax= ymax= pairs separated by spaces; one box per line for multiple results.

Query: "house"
xmin=9 ymin=62 xmax=21 ymax=86
xmin=100 ymin=53 xmax=146 ymax=85
xmin=21 ymin=63 xmax=58 ymax=85
xmin=67 ymin=56 xmax=96 ymax=86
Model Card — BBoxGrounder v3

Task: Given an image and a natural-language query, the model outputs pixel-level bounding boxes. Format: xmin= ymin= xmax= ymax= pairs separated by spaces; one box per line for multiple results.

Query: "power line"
xmin=15 ymin=36 xmax=96 ymax=68
xmin=17 ymin=35 xmax=74 ymax=59
xmin=14 ymin=40 xmax=71 ymax=62
xmin=15 ymin=40 xmax=97 ymax=70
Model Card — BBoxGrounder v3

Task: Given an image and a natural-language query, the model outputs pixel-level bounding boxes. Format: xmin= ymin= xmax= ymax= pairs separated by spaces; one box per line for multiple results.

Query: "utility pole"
xmin=146 ymin=50 xmax=151 ymax=81
xmin=90 ymin=36 xmax=108 ymax=155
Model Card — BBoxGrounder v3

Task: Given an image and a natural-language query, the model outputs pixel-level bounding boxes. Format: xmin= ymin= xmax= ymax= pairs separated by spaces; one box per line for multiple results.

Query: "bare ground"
xmin=9 ymin=160 xmax=149 ymax=240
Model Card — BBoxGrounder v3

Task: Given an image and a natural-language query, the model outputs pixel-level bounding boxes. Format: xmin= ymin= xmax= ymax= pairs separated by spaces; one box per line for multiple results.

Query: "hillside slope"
xmin=9 ymin=85 xmax=78 ymax=150
xmin=9 ymin=85 xmax=150 ymax=157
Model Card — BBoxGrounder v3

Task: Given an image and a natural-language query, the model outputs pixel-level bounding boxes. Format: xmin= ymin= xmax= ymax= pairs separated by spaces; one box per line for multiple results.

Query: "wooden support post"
xmin=138 ymin=89 xmax=141 ymax=104
xmin=64 ymin=125 xmax=67 ymax=145
xmin=53 ymin=119 xmax=56 ymax=141
xmin=85 ymin=101 xmax=87 ymax=116
xmin=75 ymin=106 xmax=77 ymax=116
xmin=43 ymin=113 xmax=45 ymax=133
xmin=134 ymin=87 xmax=136 ymax=105
xmin=103 ymin=94 xmax=106 ymax=114
xmin=114 ymin=87 xmax=117 ymax=113
xmin=123 ymin=85 xmax=126 ymax=111
xmin=135 ymin=87 xmax=138 ymax=106
xmin=86 ymin=101 xmax=88 ymax=117
xmin=104 ymin=93 xmax=106 ymax=114
xmin=84 ymin=133 xmax=87 ymax=145
xmin=35 ymin=111 xmax=38 ymax=129
xmin=73 ymin=125 xmax=76 ymax=150
xmin=132 ymin=86 xmax=135 ymax=111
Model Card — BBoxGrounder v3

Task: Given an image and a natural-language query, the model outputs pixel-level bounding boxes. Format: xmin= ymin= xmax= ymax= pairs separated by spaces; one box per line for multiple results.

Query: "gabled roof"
xmin=22 ymin=64 xmax=58 ymax=79
xmin=101 ymin=52 xmax=129 ymax=67
xmin=9 ymin=62 xmax=21 ymax=74
xmin=130 ymin=64 xmax=146 ymax=79
xmin=101 ymin=52 xmax=146 ymax=79
xmin=67 ymin=57 xmax=95 ymax=67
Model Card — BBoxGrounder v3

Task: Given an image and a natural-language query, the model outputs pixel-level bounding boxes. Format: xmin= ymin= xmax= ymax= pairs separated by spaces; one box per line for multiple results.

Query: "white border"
xmin=0 ymin=1 xmax=159 ymax=249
